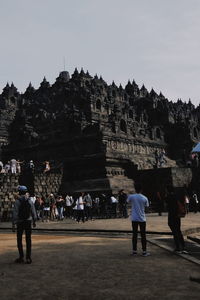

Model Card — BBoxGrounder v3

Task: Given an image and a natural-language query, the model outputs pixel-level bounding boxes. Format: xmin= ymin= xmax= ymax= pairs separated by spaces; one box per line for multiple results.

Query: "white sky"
xmin=1 ymin=0 xmax=200 ymax=104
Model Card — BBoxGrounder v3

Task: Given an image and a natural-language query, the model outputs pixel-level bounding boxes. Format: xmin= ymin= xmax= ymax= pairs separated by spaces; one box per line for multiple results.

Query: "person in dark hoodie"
xmin=12 ymin=185 xmax=37 ymax=264
xmin=165 ymin=186 xmax=188 ymax=254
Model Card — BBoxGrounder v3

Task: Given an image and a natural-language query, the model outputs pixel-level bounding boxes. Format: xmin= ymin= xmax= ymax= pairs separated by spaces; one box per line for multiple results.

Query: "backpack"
xmin=18 ymin=197 xmax=31 ymax=220
xmin=177 ymin=199 xmax=186 ymax=218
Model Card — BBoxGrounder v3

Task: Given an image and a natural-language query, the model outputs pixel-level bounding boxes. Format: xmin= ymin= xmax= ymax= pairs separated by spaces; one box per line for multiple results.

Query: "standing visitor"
xmin=44 ymin=161 xmax=50 ymax=173
xmin=65 ymin=194 xmax=73 ymax=218
xmin=110 ymin=194 xmax=118 ymax=218
xmin=10 ymin=158 xmax=17 ymax=174
xmin=12 ymin=185 xmax=37 ymax=264
xmin=93 ymin=196 xmax=100 ymax=218
xmin=76 ymin=193 xmax=85 ymax=223
xmin=56 ymin=196 xmax=65 ymax=220
xmin=84 ymin=192 xmax=93 ymax=221
xmin=43 ymin=196 xmax=50 ymax=221
xmin=118 ymin=190 xmax=128 ymax=218
xmin=34 ymin=196 xmax=42 ymax=220
xmin=192 ymin=192 xmax=199 ymax=213
xmin=99 ymin=193 xmax=107 ymax=218
xmin=49 ymin=193 xmax=56 ymax=220
xmin=4 ymin=161 xmax=11 ymax=173
xmin=155 ymin=191 xmax=164 ymax=216
xmin=127 ymin=183 xmax=150 ymax=256
xmin=16 ymin=159 xmax=23 ymax=174
xmin=28 ymin=160 xmax=35 ymax=173
xmin=166 ymin=186 xmax=188 ymax=254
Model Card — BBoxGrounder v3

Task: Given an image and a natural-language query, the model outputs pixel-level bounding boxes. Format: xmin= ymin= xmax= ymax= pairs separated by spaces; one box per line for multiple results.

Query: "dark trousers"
xmin=111 ymin=203 xmax=117 ymax=218
xmin=85 ymin=206 xmax=92 ymax=220
xmin=17 ymin=220 xmax=32 ymax=259
xmin=77 ymin=210 xmax=85 ymax=222
xmin=119 ymin=205 xmax=128 ymax=218
xmin=132 ymin=221 xmax=147 ymax=252
xmin=168 ymin=218 xmax=185 ymax=251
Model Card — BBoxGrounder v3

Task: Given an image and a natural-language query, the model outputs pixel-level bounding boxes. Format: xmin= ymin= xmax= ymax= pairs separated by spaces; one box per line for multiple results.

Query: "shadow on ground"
xmin=0 ymin=233 xmax=200 ymax=300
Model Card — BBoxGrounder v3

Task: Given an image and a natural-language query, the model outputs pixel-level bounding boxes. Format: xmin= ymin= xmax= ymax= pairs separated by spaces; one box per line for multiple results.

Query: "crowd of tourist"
xmin=26 ymin=188 xmax=200 ymax=224
xmin=0 ymin=159 xmax=50 ymax=174
xmin=12 ymin=183 xmax=196 ymax=263
xmin=30 ymin=190 xmax=128 ymax=223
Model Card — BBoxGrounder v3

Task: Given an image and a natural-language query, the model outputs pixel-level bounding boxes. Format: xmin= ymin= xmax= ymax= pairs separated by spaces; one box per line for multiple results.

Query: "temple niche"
xmin=0 ymin=69 xmax=199 ymax=193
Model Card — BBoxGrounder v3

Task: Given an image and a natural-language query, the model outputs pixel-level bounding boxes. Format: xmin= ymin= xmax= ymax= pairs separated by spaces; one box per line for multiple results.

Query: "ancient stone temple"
xmin=0 ymin=69 xmax=199 ymax=194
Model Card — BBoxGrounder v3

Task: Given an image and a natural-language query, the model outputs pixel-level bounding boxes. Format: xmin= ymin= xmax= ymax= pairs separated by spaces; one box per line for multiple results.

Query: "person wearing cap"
xmin=12 ymin=185 xmax=37 ymax=264
xmin=28 ymin=160 xmax=34 ymax=173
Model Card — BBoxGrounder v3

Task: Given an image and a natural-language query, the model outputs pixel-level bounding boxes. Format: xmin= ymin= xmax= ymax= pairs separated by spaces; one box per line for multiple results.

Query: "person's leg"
xmin=77 ymin=210 xmax=81 ymax=222
xmin=85 ymin=207 xmax=89 ymax=221
xmin=123 ymin=205 xmax=128 ymax=218
xmin=176 ymin=218 xmax=185 ymax=251
xmin=81 ymin=210 xmax=85 ymax=222
xmin=25 ymin=221 xmax=32 ymax=262
xmin=139 ymin=222 xmax=147 ymax=252
xmin=57 ymin=207 xmax=61 ymax=220
xmin=60 ymin=207 xmax=64 ymax=219
xmin=16 ymin=222 xmax=24 ymax=261
xmin=89 ymin=207 xmax=93 ymax=220
xmin=168 ymin=219 xmax=181 ymax=251
xmin=132 ymin=222 xmax=138 ymax=252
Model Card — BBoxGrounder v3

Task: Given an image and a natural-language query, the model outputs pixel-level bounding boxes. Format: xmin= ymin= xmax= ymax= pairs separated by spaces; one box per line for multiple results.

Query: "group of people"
xmin=12 ymin=182 xmax=191 ymax=264
xmin=30 ymin=190 xmax=129 ymax=223
xmin=0 ymin=159 xmax=24 ymax=174
xmin=0 ymin=159 xmax=51 ymax=174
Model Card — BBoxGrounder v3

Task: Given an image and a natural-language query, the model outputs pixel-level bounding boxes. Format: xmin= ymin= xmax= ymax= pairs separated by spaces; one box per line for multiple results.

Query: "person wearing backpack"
xmin=12 ymin=185 xmax=37 ymax=264
xmin=165 ymin=186 xmax=188 ymax=254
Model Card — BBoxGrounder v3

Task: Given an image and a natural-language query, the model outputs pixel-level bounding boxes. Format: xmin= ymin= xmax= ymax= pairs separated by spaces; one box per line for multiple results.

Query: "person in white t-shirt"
xmin=127 ymin=183 xmax=150 ymax=257
xmin=10 ymin=158 xmax=17 ymax=174
xmin=76 ymin=193 xmax=85 ymax=223
xmin=110 ymin=195 xmax=118 ymax=218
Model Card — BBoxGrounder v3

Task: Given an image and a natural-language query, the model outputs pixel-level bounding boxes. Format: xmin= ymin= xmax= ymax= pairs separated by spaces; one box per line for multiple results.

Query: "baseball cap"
xmin=18 ymin=185 xmax=28 ymax=192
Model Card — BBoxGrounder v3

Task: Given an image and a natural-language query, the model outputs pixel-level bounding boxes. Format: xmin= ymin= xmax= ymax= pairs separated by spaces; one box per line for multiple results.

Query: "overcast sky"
xmin=1 ymin=0 xmax=200 ymax=105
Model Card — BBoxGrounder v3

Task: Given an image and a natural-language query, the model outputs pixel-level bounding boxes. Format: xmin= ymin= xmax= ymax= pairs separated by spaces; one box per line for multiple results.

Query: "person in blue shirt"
xmin=127 ymin=183 xmax=150 ymax=256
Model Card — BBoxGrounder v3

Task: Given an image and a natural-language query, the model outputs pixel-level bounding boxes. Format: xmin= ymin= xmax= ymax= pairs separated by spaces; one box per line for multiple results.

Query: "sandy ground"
xmin=1 ymin=212 xmax=200 ymax=234
xmin=0 ymin=232 xmax=200 ymax=300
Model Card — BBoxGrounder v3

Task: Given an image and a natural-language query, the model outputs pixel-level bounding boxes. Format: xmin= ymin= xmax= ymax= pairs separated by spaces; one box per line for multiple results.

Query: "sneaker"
xmin=174 ymin=249 xmax=182 ymax=254
xmin=26 ymin=258 xmax=32 ymax=264
xmin=181 ymin=250 xmax=189 ymax=254
xmin=14 ymin=257 xmax=24 ymax=263
xmin=131 ymin=251 xmax=137 ymax=256
xmin=142 ymin=251 xmax=150 ymax=257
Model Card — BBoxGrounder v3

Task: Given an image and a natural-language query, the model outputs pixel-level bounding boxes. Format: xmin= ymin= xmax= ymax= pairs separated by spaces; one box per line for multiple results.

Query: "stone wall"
xmin=0 ymin=172 xmax=63 ymax=221
xmin=34 ymin=173 xmax=63 ymax=197
xmin=0 ymin=174 xmax=19 ymax=221
xmin=137 ymin=167 xmax=193 ymax=203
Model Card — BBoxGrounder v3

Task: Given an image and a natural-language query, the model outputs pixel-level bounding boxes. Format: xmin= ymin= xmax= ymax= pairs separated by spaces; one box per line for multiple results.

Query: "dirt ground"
xmin=0 ymin=232 xmax=200 ymax=300
xmin=2 ymin=212 xmax=200 ymax=234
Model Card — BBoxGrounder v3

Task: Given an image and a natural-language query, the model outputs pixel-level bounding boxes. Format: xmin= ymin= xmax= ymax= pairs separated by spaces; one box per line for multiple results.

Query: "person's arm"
xmin=12 ymin=199 xmax=20 ymax=231
xmin=30 ymin=200 xmax=37 ymax=227
xmin=144 ymin=197 xmax=150 ymax=213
